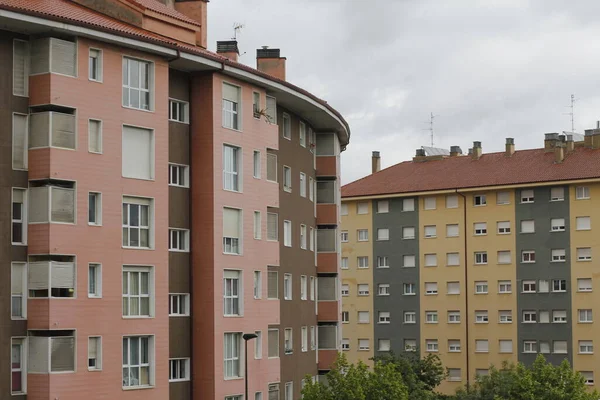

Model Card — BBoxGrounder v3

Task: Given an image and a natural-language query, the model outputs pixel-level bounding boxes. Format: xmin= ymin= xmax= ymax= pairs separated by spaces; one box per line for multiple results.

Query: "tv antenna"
xmin=563 ymin=94 xmax=576 ymax=133
xmin=232 ymin=23 xmax=245 ymax=40
xmin=426 ymin=112 xmax=436 ymax=146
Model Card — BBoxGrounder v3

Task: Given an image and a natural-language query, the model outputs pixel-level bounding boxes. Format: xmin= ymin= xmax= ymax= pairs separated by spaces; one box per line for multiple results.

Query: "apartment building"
xmin=0 ymin=1 xmax=349 ymax=399
xmin=341 ymin=134 xmax=600 ymax=394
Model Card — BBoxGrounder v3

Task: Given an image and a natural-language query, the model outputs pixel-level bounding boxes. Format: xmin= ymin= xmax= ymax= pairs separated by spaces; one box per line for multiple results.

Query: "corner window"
xmin=169 ymin=99 xmax=189 ymax=123
xmin=122 ymin=197 xmax=152 ymax=248
xmin=12 ymin=113 xmax=28 ymax=170
xmin=28 ymin=331 xmax=75 ymax=373
xmin=28 ymin=258 xmax=75 ymax=298
xmin=266 ymin=96 xmax=277 ymax=124
xmin=122 ymin=57 xmax=153 ymax=111
xmin=169 ymin=229 xmax=190 ymax=252
xmin=253 ymin=92 xmax=261 ymax=118
xmin=254 ymin=211 xmax=261 ymax=240
xmin=89 ymin=48 xmax=102 ymax=82
xmin=88 ymin=119 xmax=102 ymax=154
xmin=223 ymin=145 xmax=241 ymax=192
xmin=300 ymin=224 xmax=307 ymax=249
xmin=122 ymin=336 xmax=154 ymax=387
xmin=11 ymin=263 xmax=27 ymax=319
xmin=222 ymin=83 xmax=241 ymax=130
xmin=284 ymin=328 xmax=293 ymax=354
xmin=223 ymin=208 xmax=242 ymax=254
xmin=122 ymin=266 xmax=152 ymax=317
xmin=267 ymin=212 xmax=278 ymax=241
xmin=253 ymin=271 xmax=262 ymax=299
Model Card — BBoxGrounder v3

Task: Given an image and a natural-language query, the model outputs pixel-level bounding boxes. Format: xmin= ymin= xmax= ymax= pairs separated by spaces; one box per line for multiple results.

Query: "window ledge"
xmin=169 ymin=378 xmax=190 ymax=383
xmin=123 ymin=246 xmax=154 ymax=251
xmin=122 ymin=105 xmax=154 ymax=113
xmin=88 ymin=368 xmax=103 ymax=372
xmin=122 ymin=385 xmax=156 ymax=391
xmin=88 ymin=223 xmax=102 ymax=227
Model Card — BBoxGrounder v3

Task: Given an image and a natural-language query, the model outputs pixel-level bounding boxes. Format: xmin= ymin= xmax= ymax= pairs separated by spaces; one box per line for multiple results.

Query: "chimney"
xmin=413 ymin=148 xmax=427 ymax=162
xmin=217 ymin=40 xmax=239 ymax=62
xmin=174 ymin=0 xmax=208 ymax=48
xmin=584 ymin=123 xmax=600 ymax=149
xmin=544 ymin=133 xmax=559 ymax=152
xmin=566 ymin=134 xmax=575 ymax=152
xmin=372 ymin=151 xmax=381 ymax=174
xmin=450 ymin=146 xmax=462 ymax=157
xmin=505 ymin=138 xmax=515 ymax=157
xmin=472 ymin=141 xmax=482 ymax=160
xmin=554 ymin=142 xmax=565 ymax=163
xmin=256 ymin=47 xmax=286 ymax=81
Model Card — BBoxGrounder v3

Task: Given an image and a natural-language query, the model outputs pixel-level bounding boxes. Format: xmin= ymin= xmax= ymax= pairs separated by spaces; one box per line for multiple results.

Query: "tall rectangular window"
xmin=254 ymin=211 xmax=262 ymax=240
xmin=284 ymin=273 xmax=292 ymax=300
xmin=253 ymin=151 xmax=261 ymax=178
xmin=310 ymin=227 xmax=315 ymax=251
xmin=223 ymin=145 xmax=241 ymax=192
xmin=11 ymin=338 xmax=25 ymax=394
xmin=169 ymin=164 xmax=189 ymax=187
xmin=11 ymin=263 xmax=26 ymax=319
xmin=267 ymin=212 xmax=278 ymax=241
xmin=88 ymin=337 xmax=102 ymax=370
xmin=122 ymin=336 xmax=153 ymax=388
xmin=254 ymin=271 xmax=262 ymax=299
xmin=88 ymin=263 xmax=101 ymax=298
xmin=12 ymin=188 xmax=26 ymax=245
xmin=285 ymin=382 xmax=293 ymax=400
xmin=310 ymin=276 xmax=315 ymax=300
xmin=169 ymin=229 xmax=189 ymax=252
xmin=88 ymin=119 xmax=102 ymax=154
xmin=268 ymin=329 xmax=279 ymax=358
xmin=223 ymin=208 xmax=241 ymax=254
xmin=224 ymin=270 xmax=241 ymax=316
xmin=267 ymin=153 xmax=277 ymax=182
xmin=283 ymin=166 xmax=292 ymax=192
xmin=282 ymin=113 xmax=291 ymax=139
xmin=223 ymin=83 xmax=241 ymax=130
xmin=28 ymin=260 xmax=75 ymax=298
xmin=122 ymin=126 xmax=154 ymax=180
xmin=122 ymin=197 xmax=151 ymax=248
xmin=122 ymin=267 xmax=152 ymax=317
xmin=301 ymin=326 xmax=308 ymax=352
xmin=266 ymin=96 xmax=277 ymax=124
xmin=122 ymin=57 xmax=152 ymax=110
xmin=299 ymin=121 xmax=307 ymax=147
xmin=169 ymin=99 xmax=189 ymax=123
xmin=88 ymin=192 xmax=102 ymax=226
xmin=300 ymin=224 xmax=307 ymax=249
xmin=309 ymin=177 xmax=314 ymax=201
xmin=300 ymin=275 xmax=307 ymax=300
xmin=89 ymin=48 xmax=102 ymax=81
xmin=254 ymin=331 xmax=262 ymax=359
xmin=284 ymin=328 xmax=293 ymax=354
xmin=300 ymin=173 xmax=306 ymax=197
xmin=13 ymin=39 xmax=29 ymax=96
xmin=12 ymin=113 xmax=28 ymax=169
xmin=253 ymin=92 xmax=261 ymax=118
xmin=284 ymin=220 xmax=292 ymax=247
xmin=268 ymin=271 xmax=279 ymax=300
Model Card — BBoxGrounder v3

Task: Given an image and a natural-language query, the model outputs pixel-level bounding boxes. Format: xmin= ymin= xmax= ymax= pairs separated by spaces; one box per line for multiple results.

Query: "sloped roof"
xmin=342 ymin=146 xmax=600 ymax=198
xmin=126 ymin=0 xmax=201 ymax=27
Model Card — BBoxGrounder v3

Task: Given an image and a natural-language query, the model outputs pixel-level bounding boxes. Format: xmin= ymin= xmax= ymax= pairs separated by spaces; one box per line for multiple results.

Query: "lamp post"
xmin=243 ymin=333 xmax=258 ymax=400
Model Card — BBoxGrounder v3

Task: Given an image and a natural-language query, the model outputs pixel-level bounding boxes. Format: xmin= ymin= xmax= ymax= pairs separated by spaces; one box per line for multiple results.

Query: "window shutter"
xmin=521 ymin=220 xmax=535 ymax=233
xmin=577 ymin=217 xmax=591 ymax=230
xmin=267 ymin=153 xmax=277 ymax=182
xmin=28 ymin=261 xmax=49 ymax=291
xmin=267 ymin=213 xmax=278 ymax=240
xmin=223 ymin=208 xmax=240 ymax=238
xmin=266 ymin=96 xmax=277 ymax=124
xmin=267 ymin=271 xmax=278 ymax=299
xmin=122 ymin=126 xmax=153 ymax=180
xmin=539 ymin=341 xmax=550 ymax=353
xmin=30 ymin=38 xmax=50 ymax=75
xmin=579 ymin=248 xmax=592 ymax=258
xmin=12 ymin=114 xmax=27 ymax=169
xmin=497 ymin=191 xmax=510 ymax=204
xmin=28 ymin=336 xmax=49 ymax=373
xmin=268 ymin=330 xmax=279 ymax=358
xmin=11 ymin=264 xmax=23 ymax=294
xmin=551 ymin=187 xmax=564 ymax=200
xmin=475 ymin=340 xmax=488 ymax=352
xmin=50 ymin=38 xmax=77 ymax=76
xmin=88 ymin=337 xmax=98 ymax=359
xmin=317 ymin=181 xmax=336 ymax=204
xmin=553 ymin=341 xmax=567 ymax=353
xmin=446 ymin=225 xmax=459 ymax=237
xmin=446 ymin=195 xmax=458 ymax=208
xmin=29 ymin=187 xmax=49 ymax=223
xmin=51 ymin=113 xmax=76 ymax=149
xmin=50 ymin=187 xmax=75 ymax=223
xmin=51 ymin=262 xmax=75 ymax=289
xmin=89 ymin=120 xmax=101 ymax=153
xmin=403 ymin=198 xmax=415 ymax=211
xmin=223 ymin=83 xmax=239 ymax=103
xmin=13 ymin=40 xmax=28 ymax=96
xmin=50 ymin=336 xmax=75 ymax=372
xmin=317 ymin=277 xmax=336 ymax=301
xmin=29 ymin=113 xmax=50 ymax=149
xmin=499 ymin=340 xmax=512 ymax=353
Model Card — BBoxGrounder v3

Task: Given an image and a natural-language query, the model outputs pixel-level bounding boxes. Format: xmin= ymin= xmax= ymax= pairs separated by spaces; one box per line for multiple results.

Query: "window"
xmin=475 ymin=340 xmax=489 ymax=353
xmin=223 ymin=145 xmax=241 ymax=191
xmin=223 ymin=208 xmax=242 ymax=254
xmin=550 ymin=218 xmax=565 ymax=232
xmin=169 ymin=99 xmax=189 ymax=123
xmin=497 ymin=191 xmax=510 ymax=204
xmin=310 ymin=276 xmax=315 ymax=301
xmin=267 ymin=213 xmax=278 ymax=241
xmin=11 ymin=263 xmax=26 ymax=319
xmin=357 ymin=202 xmax=369 ymax=214
xmin=446 ymin=195 xmax=458 ymax=208
xmin=222 ymin=83 xmax=241 ymax=130
xmin=377 ymin=256 xmax=389 ymax=268
xmin=265 ymin=95 xmax=277 ymax=124
xmin=299 ymin=121 xmax=306 ymax=147
xmin=474 ymin=195 xmax=487 ymax=206
xmin=282 ymin=166 xmax=292 ymax=192
xmin=499 ymin=310 xmax=512 ymax=323
xmin=310 ymin=327 xmax=316 ymax=350
xmin=498 ymin=280 xmax=512 ymax=293
xmin=122 ymin=267 xmax=152 ymax=317
xmin=522 ymin=250 xmax=536 ymax=263
xmin=301 ymin=326 xmax=308 ymax=352
xmin=122 ymin=336 xmax=153 ymax=387
xmin=403 ymin=255 xmax=416 ymax=268
xmin=521 ymin=189 xmax=534 ymax=203
xmin=253 ymin=271 xmax=262 ymax=299
xmin=12 ymin=188 xmax=26 ymax=244
xmin=11 ymin=338 xmax=25 ymax=394
xmin=577 ymin=247 xmax=592 ymax=261
xmin=476 ymin=369 xmax=490 ymax=377
xmin=402 ymin=198 xmax=415 ymax=211
xmin=13 ymin=39 xmax=29 ymax=96
xmin=404 ymin=311 xmax=416 ymax=324
xmin=499 ymin=340 xmax=513 ymax=353
xmin=473 ymin=222 xmax=487 ymax=236
xmin=89 ymin=48 xmax=102 ymax=81
xmin=403 ymin=226 xmax=415 ymax=239
xmin=122 ymin=57 xmax=152 ymax=111
xmin=358 ymin=339 xmax=370 ymax=351
xmin=253 ymin=92 xmax=260 ymax=118
xmin=300 ymin=225 xmax=307 ymax=249
xmin=300 ymin=275 xmax=307 ymax=300
xmin=341 ymin=203 xmax=348 ymax=215
xmin=523 ymin=310 xmax=537 ymax=323
xmin=249 ymin=151 xmax=260 ymax=180
xmin=169 ymin=294 xmax=189 ymax=316
xmin=377 ymin=200 xmax=389 ymax=213
xmin=475 ymin=311 xmax=489 ymax=323
xmin=579 ymin=341 xmax=594 ymax=354
xmin=576 ymin=216 xmax=591 ymax=231
xmin=576 ymin=186 xmax=590 ymax=200
xmin=424 ymin=254 xmax=438 ymax=267
xmin=88 ymin=119 xmax=102 ymax=153
xmin=169 ymin=358 xmax=189 ymax=382
xmin=283 ymin=220 xmax=292 ymax=247
xmin=285 ymin=382 xmax=293 ymax=400
xmin=553 ymin=310 xmax=567 ymax=323
xmin=521 ymin=220 xmax=535 ymax=233
xmin=378 ymin=284 xmax=390 ymax=296
xmin=358 ymin=229 xmax=369 ymax=241
xmin=299 ymin=173 xmax=306 ymax=197
xmin=12 ymin=114 xmax=28 ymax=170
xmin=358 ymin=284 xmax=369 ymax=296
xmin=309 ymin=177 xmax=314 ymax=201
xmin=550 ymin=187 xmax=564 ymax=201
xmin=446 ymin=253 xmax=459 ymax=266
xmin=539 ymin=279 xmax=549 ymax=293
xmin=522 ymin=280 xmax=536 ymax=293
xmin=378 ymin=311 xmax=391 ymax=324
xmin=425 ymin=311 xmax=438 ymax=324
xmin=378 ymin=339 xmax=391 ymax=352
xmin=540 ymin=341 xmax=551 ymax=354
xmin=284 ymin=328 xmax=293 ymax=354
xmin=497 ymin=221 xmax=511 ymax=234
xmin=267 ymin=153 xmax=277 ymax=182
xmin=341 ymin=257 xmax=349 ymax=269
xmin=341 ymin=284 xmax=349 ymax=296
xmin=424 ymin=225 xmax=437 ymax=238
xmin=282 ymin=113 xmax=291 ymax=139
xmin=424 ymin=196 xmax=436 ymax=210
xmin=339 ymin=230 xmax=348 ymax=242
xmin=224 ymin=332 xmax=241 ymax=377
xmin=425 ymin=282 xmax=438 ymax=295
xmin=474 ymin=252 xmax=488 ymax=265
xmin=553 ymin=341 xmax=567 ymax=354
xmin=448 ymin=311 xmax=461 ymax=323
xmin=122 ymin=125 xmax=154 ymax=180
xmin=309 ymin=227 xmax=314 ymax=251
xmin=539 ymin=310 xmax=550 ymax=323
xmin=579 ymin=309 xmax=593 ymax=323
xmin=283 ymin=274 xmax=292 ymax=300
xmin=268 ymin=329 xmax=279 ymax=358
xmin=169 ymin=229 xmax=189 ymax=252
xmin=552 ymin=279 xmax=567 ymax=292
xmin=252 ymin=211 xmax=262 ymax=240
xmin=578 ymin=278 xmax=592 ymax=292
xmin=88 ymin=263 xmax=101 ymax=298
xmin=342 ymin=311 xmax=349 ymax=323
xmin=403 ymin=283 xmax=416 ymax=295
xmin=448 ymin=340 xmax=461 ymax=352
xmin=497 ymin=250 xmax=511 ymax=264
xmin=551 ymin=249 xmax=566 ymax=262
xmin=27 ymin=259 xmax=75 ymax=298
xmin=377 ymin=228 xmax=390 ymax=241
xmin=85 ymin=336 xmax=102 ymax=371
xmin=341 ymin=338 xmax=350 ymax=351
xmin=169 ymin=164 xmax=189 ymax=187
xmin=426 ymin=339 xmax=438 ymax=352
xmin=446 ymin=224 xmax=459 ymax=237
xmin=357 ymin=256 xmax=369 ymax=269
xmin=447 ymin=282 xmax=460 ymax=295
xmin=404 ymin=339 xmax=417 ymax=352
xmin=581 ymin=372 xmax=594 ymax=385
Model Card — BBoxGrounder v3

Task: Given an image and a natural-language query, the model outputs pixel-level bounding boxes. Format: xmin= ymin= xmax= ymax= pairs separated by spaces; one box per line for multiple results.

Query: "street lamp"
xmin=243 ymin=333 xmax=258 ymax=400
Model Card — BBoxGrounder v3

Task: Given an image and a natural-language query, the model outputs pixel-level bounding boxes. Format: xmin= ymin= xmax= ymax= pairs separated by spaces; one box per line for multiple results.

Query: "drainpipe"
xmin=456 ymin=189 xmax=470 ymax=388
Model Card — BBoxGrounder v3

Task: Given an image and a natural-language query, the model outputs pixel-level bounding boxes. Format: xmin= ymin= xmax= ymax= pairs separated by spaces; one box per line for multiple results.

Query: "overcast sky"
xmin=208 ymin=0 xmax=600 ymax=185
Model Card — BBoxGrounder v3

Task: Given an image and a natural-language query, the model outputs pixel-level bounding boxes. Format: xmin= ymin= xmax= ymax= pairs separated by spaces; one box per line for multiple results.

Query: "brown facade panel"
xmin=170 ymin=316 xmax=192 ymax=358
xmin=317 ymin=301 xmax=339 ymax=322
xmin=316 ymin=203 xmax=337 ymax=225
xmin=169 ymin=68 xmax=191 ymax=102
xmin=169 ymin=252 xmax=191 ymax=293
xmin=318 ymin=349 xmax=337 ymax=370
xmin=317 ymin=253 xmax=338 ymax=274
xmin=316 ymin=155 xmax=337 ymax=177
xmin=169 ymin=186 xmax=191 ymax=229
xmin=169 ymin=121 xmax=191 ymax=165
xmin=169 ymin=381 xmax=192 ymax=400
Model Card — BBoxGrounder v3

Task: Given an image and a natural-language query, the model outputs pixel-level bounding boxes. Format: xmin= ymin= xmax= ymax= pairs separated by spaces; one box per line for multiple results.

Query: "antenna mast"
xmin=429 ymin=112 xmax=435 ymax=146
xmin=564 ymin=94 xmax=576 ymax=133
xmin=232 ymin=22 xmax=244 ymax=40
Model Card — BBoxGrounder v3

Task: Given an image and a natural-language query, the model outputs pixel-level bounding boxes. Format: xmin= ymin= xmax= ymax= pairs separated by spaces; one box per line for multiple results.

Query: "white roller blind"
xmin=578 ymin=248 xmax=592 ymax=259
xmin=539 ymin=311 xmax=549 ymax=323
xmin=50 ymin=38 xmax=77 ymax=76
xmin=224 ymin=270 xmax=240 ymax=279
xmin=51 ymin=187 xmax=75 ymax=223
xmin=11 ymin=264 xmax=23 ymax=294
xmin=12 ymin=114 xmax=27 ymax=169
xmin=425 ymin=282 xmax=437 ymax=292
xmin=447 ymin=253 xmax=459 ymax=266
xmin=553 ymin=341 xmax=567 ymax=353
xmin=28 ymin=336 xmax=49 ymax=373
xmin=122 ymin=126 xmax=153 ymax=180
xmin=29 ymin=113 xmax=50 ymax=149
xmin=12 ymin=188 xmax=23 ymax=204
xmin=358 ymin=311 xmax=369 ymax=323
xmin=446 ymin=224 xmax=459 ymax=237
xmin=551 ymin=187 xmax=564 ymax=200
xmin=89 ymin=120 xmax=101 ymax=153
xmin=30 ymin=38 xmax=50 ymax=74
xmin=51 ymin=113 xmax=76 ymax=149
xmin=424 ymin=226 xmax=436 ymax=237
xmin=13 ymin=40 xmax=28 ymax=96
xmin=402 ymin=198 xmax=415 ymax=211
xmin=539 ymin=280 xmax=549 ymax=293
xmin=577 ymin=217 xmax=591 ymax=230
xmin=447 ymin=282 xmax=460 ymax=294
xmin=28 ymin=261 xmax=49 ymax=290
xmin=51 ymin=262 xmax=74 ymax=289
xmin=497 ymin=191 xmax=510 ymax=204
xmin=446 ymin=195 xmax=458 ymax=208
xmin=29 ymin=186 xmax=49 ymax=222
xmin=223 ymin=83 xmax=240 ymax=102
xmin=223 ymin=208 xmax=241 ymax=238
xmin=88 ymin=337 xmax=98 ymax=359
xmin=379 ymin=339 xmax=391 ymax=351
xmin=266 ymin=96 xmax=277 ymax=124
xmin=498 ymin=251 xmax=511 ymax=264
xmin=50 ymin=336 xmax=75 ymax=372
xmin=475 ymin=340 xmax=489 ymax=352
xmin=403 ymin=227 xmax=415 ymax=238
xmin=267 ymin=153 xmax=277 ymax=182
xmin=403 ymin=255 xmax=415 ymax=267
xmin=539 ymin=341 xmax=550 ymax=353
xmin=499 ymin=340 xmax=512 ymax=353
xmin=521 ymin=220 xmax=535 ymax=233
xmin=425 ymin=254 xmax=437 ymax=266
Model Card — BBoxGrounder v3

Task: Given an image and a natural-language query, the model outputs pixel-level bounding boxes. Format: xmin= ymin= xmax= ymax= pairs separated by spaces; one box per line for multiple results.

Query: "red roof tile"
xmin=342 ymin=147 xmax=600 ymax=198
xmin=127 ymin=0 xmax=201 ymax=27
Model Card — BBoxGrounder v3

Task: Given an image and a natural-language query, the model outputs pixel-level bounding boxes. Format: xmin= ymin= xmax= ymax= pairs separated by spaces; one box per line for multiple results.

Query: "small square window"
xmin=169 ymin=99 xmax=189 ymax=123
xmin=377 ymin=200 xmax=389 ymax=213
xmin=474 ymin=195 xmax=487 ymax=206
xmin=521 ymin=189 xmax=534 ymax=203
xmin=424 ymin=197 xmax=436 ymax=210
xmin=89 ymin=48 xmax=102 ymax=82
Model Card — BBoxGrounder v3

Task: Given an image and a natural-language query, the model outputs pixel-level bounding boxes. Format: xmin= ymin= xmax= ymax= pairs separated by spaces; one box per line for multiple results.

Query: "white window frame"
xmin=424 ymin=196 xmax=436 ymax=210
xmin=300 ymin=224 xmax=307 ymax=249
xmin=521 ymin=189 xmax=534 ymax=203
xmin=377 ymin=200 xmax=389 ymax=213
xmin=299 ymin=121 xmax=306 ymax=147
xmin=282 ymin=113 xmax=291 ymax=140
xmin=223 ymin=145 xmax=241 ymax=192
xmin=404 ymin=311 xmax=416 ymax=324
xmin=499 ymin=311 xmax=513 ymax=323
xmin=224 ymin=270 xmax=242 ymax=316
xmin=223 ymin=332 xmax=242 ymax=378
xmin=169 ymin=293 xmax=190 ymax=316
xmin=122 ymin=197 xmax=152 ymax=249
xmin=283 ymin=220 xmax=292 ymax=247
xmin=475 ymin=311 xmax=489 ymax=323
xmin=498 ymin=280 xmax=512 ymax=294
xmin=11 ymin=262 xmax=27 ymax=319
xmin=448 ymin=311 xmax=461 ymax=323
xmin=425 ymin=311 xmax=438 ymax=324
xmin=88 ymin=263 xmax=102 ymax=299
xmin=579 ymin=309 xmax=593 ymax=323
xmin=523 ymin=341 xmax=537 ymax=353
xmin=284 ymin=274 xmax=292 ymax=300
xmin=13 ymin=39 xmax=29 ymax=97
xmin=402 ymin=198 xmax=415 ymax=211
xmin=403 ymin=226 xmax=416 ymax=239
xmin=299 ymin=172 xmax=306 ymax=197
xmin=496 ymin=191 xmax=510 ymax=205
xmin=377 ymin=256 xmax=389 ymax=268
xmin=122 ymin=57 xmax=154 ymax=111
xmin=11 ymin=188 xmax=27 ymax=245
xmin=577 ymin=278 xmax=592 ymax=292
xmin=576 ymin=216 xmax=591 ymax=231
xmin=88 ymin=336 xmax=102 ymax=371
xmin=577 ymin=247 xmax=592 ymax=261
xmin=300 ymin=275 xmax=307 ymax=300
xmin=426 ymin=339 xmax=438 ymax=352
xmin=550 ymin=187 xmax=564 ymax=201
xmin=403 ymin=283 xmax=416 ymax=295
xmin=474 ymin=252 xmax=488 ymax=265
xmin=521 ymin=250 xmax=536 ymax=263
xmin=474 ymin=222 xmax=487 ymax=235
xmin=169 ymin=358 xmax=190 ymax=382
xmin=377 ymin=228 xmax=390 ymax=241
xmin=357 ymin=229 xmax=369 ymax=242
xmin=122 ymin=335 xmax=154 ymax=388
xmin=222 ymin=82 xmax=241 ymax=131
xmin=283 ymin=166 xmax=292 ymax=192
xmin=169 ymin=163 xmax=189 ymax=188
xmin=579 ymin=341 xmax=594 ymax=354
xmin=474 ymin=194 xmax=487 ymax=206
xmin=169 ymin=228 xmax=190 ymax=252
xmin=378 ymin=311 xmax=391 ymax=324
xmin=309 ymin=177 xmax=314 ymax=201
xmin=223 ymin=207 xmax=242 ymax=255
xmin=522 ymin=280 xmax=537 ymax=293
xmin=497 ymin=221 xmax=511 ymax=234
xmin=576 ymin=186 xmax=590 ymax=200
xmin=122 ymin=266 xmax=153 ymax=318
xmin=169 ymin=98 xmax=189 ymax=124
xmin=378 ymin=284 xmax=390 ymax=296
xmin=88 ymin=118 xmax=103 ymax=154
xmin=88 ymin=47 xmax=102 ymax=82
xmin=254 ymin=211 xmax=262 ymax=240
xmin=424 ymin=225 xmax=437 ymax=238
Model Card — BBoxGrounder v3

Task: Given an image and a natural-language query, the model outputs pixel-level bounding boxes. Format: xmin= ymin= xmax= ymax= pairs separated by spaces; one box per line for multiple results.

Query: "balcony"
xmin=28 ymin=331 xmax=75 ymax=374
xmin=316 ymin=156 xmax=337 ymax=177
xmin=318 ymin=324 xmax=338 ymax=370
xmin=317 ymin=253 xmax=338 ymax=274
xmin=317 ymin=204 xmax=337 ymax=225
xmin=29 ymin=112 xmax=76 ymax=151
xmin=29 ymin=181 xmax=75 ymax=224
xmin=318 ymin=301 xmax=339 ymax=322
xmin=317 ymin=229 xmax=337 ymax=253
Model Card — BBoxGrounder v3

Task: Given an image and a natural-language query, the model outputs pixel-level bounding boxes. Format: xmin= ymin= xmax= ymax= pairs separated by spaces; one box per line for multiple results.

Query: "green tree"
xmin=454 ymin=355 xmax=598 ymax=400
xmin=301 ymin=353 xmax=408 ymax=400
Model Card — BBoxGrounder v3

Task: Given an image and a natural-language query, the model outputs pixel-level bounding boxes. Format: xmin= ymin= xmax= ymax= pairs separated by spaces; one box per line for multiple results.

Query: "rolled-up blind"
xmin=29 ymin=187 xmax=49 ymax=223
xmin=51 ymin=113 xmax=76 ymax=149
xmin=51 ymin=262 xmax=74 ymax=289
xmin=28 ymin=261 xmax=49 ymax=291
xmin=50 ymin=38 xmax=76 ymax=76
xmin=29 ymin=113 xmax=50 ymax=149
xmin=12 ymin=188 xmax=23 ymax=204
xmin=123 ymin=125 xmax=153 ymax=180
xmin=51 ymin=336 xmax=75 ymax=372
xmin=12 ymin=114 xmax=27 ymax=169
xmin=13 ymin=40 xmax=28 ymax=96
xmin=11 ymin=264 xmax=23 ymax=294
xmin=223 ymin=208 xmax=240 ymax=238
xmin=223 ymin=83 xmax=239 ymax=103
xmin=51 ymin=187 xmax=75 ymax=223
